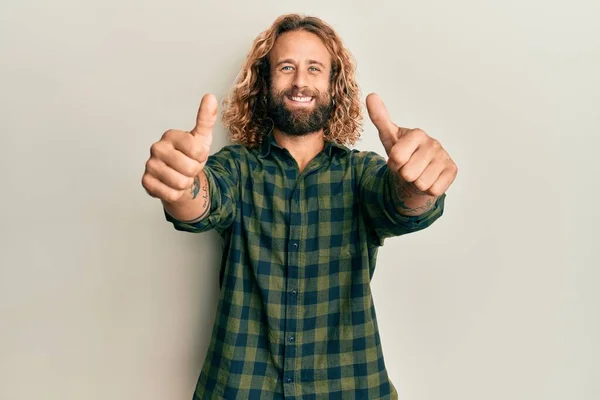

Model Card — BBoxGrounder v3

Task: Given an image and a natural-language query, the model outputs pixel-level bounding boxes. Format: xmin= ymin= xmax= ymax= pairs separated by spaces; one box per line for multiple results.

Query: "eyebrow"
xmin=276 ymin=59 xmax=327 ymax=69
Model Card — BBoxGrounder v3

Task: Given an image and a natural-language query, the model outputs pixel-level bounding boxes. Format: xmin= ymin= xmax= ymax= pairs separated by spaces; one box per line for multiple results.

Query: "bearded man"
xmin=142 ymin=13 xmax=457 ymax=400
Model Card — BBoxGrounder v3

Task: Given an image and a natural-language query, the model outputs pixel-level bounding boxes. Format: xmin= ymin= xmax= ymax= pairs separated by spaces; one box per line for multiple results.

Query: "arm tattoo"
xmin=181 ymin=173 xmax=210 ymax=223
xmin=391 ymin=173 xmax=435 ymax=216
xmin=184 ymin=203 xmax=210 ymax=223
xmin=201 ymin=174 xmax=209 ymax=210
xmin=191 ymin=175 xmax=200 ymax=199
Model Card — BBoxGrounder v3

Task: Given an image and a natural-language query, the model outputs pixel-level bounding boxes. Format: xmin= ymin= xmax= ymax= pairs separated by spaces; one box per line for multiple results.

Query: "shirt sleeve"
xmin=164 ymin=145 xmax=239 ymax=235
xmin=356 ymin=150 xmax=446 ymax=246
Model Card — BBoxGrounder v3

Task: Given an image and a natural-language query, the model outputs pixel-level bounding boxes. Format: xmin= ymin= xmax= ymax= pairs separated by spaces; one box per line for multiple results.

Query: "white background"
xmin=1 ymin=0 xmax=598 ymax=399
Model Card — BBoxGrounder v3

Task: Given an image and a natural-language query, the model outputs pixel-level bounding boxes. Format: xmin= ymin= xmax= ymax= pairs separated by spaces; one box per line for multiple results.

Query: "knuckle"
xmin=192 ymin=143 xmax=207 ymax=162
xmin=162 ymin=129 xmax=177 ymax=140
xmin=187 ymin=141 xmax=199 ymax=158
xmin=413 ymin=180 xmax=429 ymax=192
xmin=414 ymin=128 xmax=427 ymax=136
xmin=400 ymin=170 xmax=417 ymax=182
xmin=407 ymin=128 xmax=422 ymax=139
xmin=163 ymin=190 xmax=181 ymax=204
xmin=163 ymin=129 xmax=186 ymax=147
xmin=177 ymin=155 xmax=197 ymax=177
xmin=185 ymin=163 xmax=200 ymax=177
xmin=179 ymin=166 xmax=193 ymax=178
xmin=390 ymin=148 xmax=405 ymax=164
xmin=175 ymin=176 xmax=193 ymax=190
xmin=150 ymin=142 xmax=160 ymax=158
xmin=394 ymin=158 xmax=410 ymax=172
xmin=145 ymin=158 xmax=158 ymax=174
xmin=150 ymin=141 xmax=169 ymax=159
xmin=429 ymin=186 xmax=443 ymax=197
xmin=141 ymin=174 xmax=155 ymax=194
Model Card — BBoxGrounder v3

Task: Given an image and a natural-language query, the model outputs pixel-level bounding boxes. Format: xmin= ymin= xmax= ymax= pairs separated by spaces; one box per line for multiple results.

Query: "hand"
xmin=142 ymin=93 xmax=218 ymax=204
xmin=366 ymin=93 xmax=457 ymax=197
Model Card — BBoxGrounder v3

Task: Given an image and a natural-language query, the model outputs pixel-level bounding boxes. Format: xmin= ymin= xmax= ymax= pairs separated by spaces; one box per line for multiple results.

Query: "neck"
xmin=273 ymin=129 xmax=325 ymax=172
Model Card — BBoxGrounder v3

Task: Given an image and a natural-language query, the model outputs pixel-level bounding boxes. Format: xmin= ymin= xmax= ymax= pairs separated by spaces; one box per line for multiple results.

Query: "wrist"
xmin=389 ymin=170 xmax=437 ymax=216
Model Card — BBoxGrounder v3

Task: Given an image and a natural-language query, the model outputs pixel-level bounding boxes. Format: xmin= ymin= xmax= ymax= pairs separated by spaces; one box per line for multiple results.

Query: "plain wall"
xmin=1 ymin=0 xmax=598 ymax=399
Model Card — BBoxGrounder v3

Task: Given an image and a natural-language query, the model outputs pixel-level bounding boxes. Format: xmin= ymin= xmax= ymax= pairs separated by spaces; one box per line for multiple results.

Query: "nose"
xmin=292 ymin=69 xmax=309 ymax=91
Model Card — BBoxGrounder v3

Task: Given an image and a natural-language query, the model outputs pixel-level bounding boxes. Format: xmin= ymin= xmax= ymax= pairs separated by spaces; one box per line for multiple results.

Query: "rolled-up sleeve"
xmin=164 ymin=145 xmax=239 ymax=235
xmin=356 ymin=151 xmax=446 ymax=246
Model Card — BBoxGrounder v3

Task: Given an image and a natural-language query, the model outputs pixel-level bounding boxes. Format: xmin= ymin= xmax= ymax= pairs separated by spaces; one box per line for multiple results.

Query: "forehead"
xmin=269 ymin=30 xmax=331 ymax=67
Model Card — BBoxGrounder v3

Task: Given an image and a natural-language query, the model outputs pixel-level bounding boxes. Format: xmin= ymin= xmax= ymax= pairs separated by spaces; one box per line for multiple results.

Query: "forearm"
xmin=162 ymin=169 xmax=211 ymax=222
xmin=390 ymin=170 xmax=438 ymax=217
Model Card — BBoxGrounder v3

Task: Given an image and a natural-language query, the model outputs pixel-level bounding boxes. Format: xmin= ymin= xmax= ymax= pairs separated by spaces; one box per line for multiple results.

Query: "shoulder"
xmin=347 ymin=148 xmax=387 ymax=170
xmin=209 ymin=143 xmax=265 ymax=175
xmin=212 ymin=143 xmax=247 ymax=158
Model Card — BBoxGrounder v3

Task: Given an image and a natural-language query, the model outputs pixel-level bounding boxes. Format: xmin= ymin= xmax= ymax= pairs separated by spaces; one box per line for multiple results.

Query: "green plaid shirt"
xmin=165 ymin=133 xmax=446 ymax=399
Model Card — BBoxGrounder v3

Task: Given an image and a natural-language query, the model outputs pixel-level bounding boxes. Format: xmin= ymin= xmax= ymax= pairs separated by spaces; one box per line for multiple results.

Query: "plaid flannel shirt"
xmin=165 ymin=132 xmax=446 ymax=399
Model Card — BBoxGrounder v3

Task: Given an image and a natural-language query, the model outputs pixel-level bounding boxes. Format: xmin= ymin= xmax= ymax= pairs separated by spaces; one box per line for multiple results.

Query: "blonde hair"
xmin=221 ymin=14 xmax=363 ymax=149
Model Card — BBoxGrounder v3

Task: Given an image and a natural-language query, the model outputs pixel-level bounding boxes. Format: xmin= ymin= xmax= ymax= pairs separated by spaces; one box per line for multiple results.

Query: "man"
xmin=142 ymin=14 xmax=457 ymax=400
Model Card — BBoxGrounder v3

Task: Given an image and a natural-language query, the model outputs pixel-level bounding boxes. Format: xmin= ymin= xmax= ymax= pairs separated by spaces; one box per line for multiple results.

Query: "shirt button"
xmin=286 ymin=377 xmax=292 ymax=383
xmin=291 ymin=290 xmax=297 ymax=296
xmin=292 ymin=243 xmax=298 ymax=249
xmin=289 ymin=336 xmax=295 ymax=343
xmin=287 ymin=160 xmax=294 ymax=166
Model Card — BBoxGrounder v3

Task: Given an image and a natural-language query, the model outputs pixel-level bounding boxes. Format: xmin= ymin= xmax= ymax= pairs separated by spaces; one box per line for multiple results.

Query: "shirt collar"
xmin=258 ymin=131 xmax=350 ymax=159
xmin=258 ymin=130 xmax=281 ymax=159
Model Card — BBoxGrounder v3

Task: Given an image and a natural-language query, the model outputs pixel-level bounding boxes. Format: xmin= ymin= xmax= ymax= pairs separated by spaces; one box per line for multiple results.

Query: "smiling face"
xmin=266 ymin=30 xmax=334 ymax=136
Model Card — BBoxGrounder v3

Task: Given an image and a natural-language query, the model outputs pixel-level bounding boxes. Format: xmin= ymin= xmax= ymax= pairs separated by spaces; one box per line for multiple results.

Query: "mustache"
xmin=277 ymin=88 xmax=322 ymax=98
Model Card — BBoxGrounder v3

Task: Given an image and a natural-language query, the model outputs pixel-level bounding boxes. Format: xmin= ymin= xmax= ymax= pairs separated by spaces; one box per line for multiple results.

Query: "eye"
xmin=281 ymin=65 xmax=294 ymax=71
xmin=309 ymin=66 xmax=321 ymax=72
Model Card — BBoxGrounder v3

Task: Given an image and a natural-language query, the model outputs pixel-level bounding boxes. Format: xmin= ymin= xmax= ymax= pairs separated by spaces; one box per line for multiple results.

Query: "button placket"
xmin=283 ymin=166 xmax=302 ymax=398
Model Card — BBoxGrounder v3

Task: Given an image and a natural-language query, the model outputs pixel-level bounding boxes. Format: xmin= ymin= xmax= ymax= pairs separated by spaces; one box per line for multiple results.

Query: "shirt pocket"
xmin=315 ymin=187 xmax=358 ymax=261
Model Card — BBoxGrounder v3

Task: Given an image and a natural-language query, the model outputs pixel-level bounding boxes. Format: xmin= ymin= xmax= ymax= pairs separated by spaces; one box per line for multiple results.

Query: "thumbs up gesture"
xmin=366 ymin=93 xmax=457 ymax=197
xmin=142 ymin=94 xmax=218 ymax=204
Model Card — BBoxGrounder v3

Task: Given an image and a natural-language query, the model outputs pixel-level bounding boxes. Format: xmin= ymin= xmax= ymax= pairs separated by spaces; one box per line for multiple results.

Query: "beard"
xmin=266 ymin=87 xmax=334 ymax=136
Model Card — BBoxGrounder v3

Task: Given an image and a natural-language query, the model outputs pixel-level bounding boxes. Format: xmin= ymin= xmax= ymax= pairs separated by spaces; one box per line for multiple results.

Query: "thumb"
xmin=366 ymin=93 xmax=398 ymax=150
xmin=191 ymin=93 xmax=218 ymax=137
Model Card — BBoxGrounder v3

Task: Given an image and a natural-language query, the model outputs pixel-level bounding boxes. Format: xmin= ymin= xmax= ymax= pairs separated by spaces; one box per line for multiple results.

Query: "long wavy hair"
xmin=221 ymin=14 xmax=363 ymax=149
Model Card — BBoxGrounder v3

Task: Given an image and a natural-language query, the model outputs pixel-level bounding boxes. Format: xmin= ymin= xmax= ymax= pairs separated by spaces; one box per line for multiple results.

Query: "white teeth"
xmin=290 ymin=96 xmax=313 ymax=102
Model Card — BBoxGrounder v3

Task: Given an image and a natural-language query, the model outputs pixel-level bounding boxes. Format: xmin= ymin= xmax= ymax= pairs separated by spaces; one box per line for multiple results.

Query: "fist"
xmin=366 ymin=93 xmax=457 ymax=197
xmin=142 ymin=93 xmax=218 ymax=204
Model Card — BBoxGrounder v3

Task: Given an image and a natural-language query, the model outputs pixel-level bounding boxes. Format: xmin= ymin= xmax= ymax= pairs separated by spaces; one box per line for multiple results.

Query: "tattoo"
xmin=179 ymin=205 xmax=210 ymax=223
xmin=182 ymin=173 xmax=210 ymax=223
xmin=201 ymin=173 xmax=209 ymax=210
xmin=183 ymin=205 xmax=210 ymax=223
xmin=391 ymin=173 xmax=435 ymax=216
xmin=191 ymin=175 xmax=200 ymax=199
